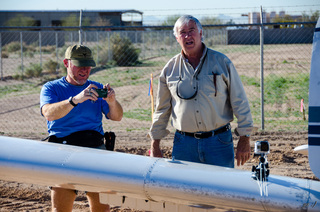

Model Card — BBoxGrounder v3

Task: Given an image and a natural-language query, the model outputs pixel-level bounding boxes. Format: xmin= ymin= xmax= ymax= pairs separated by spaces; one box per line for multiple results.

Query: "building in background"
xmin=0 ymin=10 xmax=143 ymax=28
xmin=243 ymin=11 xmax=303 ymax=29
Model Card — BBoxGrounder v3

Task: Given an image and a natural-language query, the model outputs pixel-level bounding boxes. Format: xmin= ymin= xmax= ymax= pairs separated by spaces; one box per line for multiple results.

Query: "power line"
xmin=141 ymin=4 xmax=320 ymax=12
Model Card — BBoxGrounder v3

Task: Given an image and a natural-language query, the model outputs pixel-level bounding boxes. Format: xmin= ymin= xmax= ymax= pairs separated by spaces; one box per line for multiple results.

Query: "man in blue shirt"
xmin=40 ymin=44 xmax=123 ymax=212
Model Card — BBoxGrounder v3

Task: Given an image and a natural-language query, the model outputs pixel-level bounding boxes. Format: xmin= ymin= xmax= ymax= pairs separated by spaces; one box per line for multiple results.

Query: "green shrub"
xmin=59 ymin=45 xmax=69 ymax=58
xmin=1 ymin=52 xmax=9 ymax=58
xmin=3 ymin=41 xmax=36 ymax=54
xmin=25 ymin=63 xmax=42 ymax=78
xmin=42 ymin=45 xmax=56 ymax=53
xmin=4 ymin=42 xmax=22 ymax=53
xmin=43 ymin=59 xmax=59 ymax=74
xmin=110 ymin=34 xmax=140 ymax=66
xmin=98 ymin=47 xmax=111 ymax=65
xmin=23 ymin=51 xmax=34 ymax=58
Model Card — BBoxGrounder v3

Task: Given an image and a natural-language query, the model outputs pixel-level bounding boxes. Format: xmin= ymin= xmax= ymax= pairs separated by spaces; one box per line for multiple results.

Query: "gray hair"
xmin=173 ymin=15 xmax=203 ymax=39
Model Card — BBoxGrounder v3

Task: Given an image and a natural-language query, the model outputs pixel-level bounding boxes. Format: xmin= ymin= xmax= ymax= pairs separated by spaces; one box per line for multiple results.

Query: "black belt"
xmin=176 ymin=124 xmax=231 ymax=139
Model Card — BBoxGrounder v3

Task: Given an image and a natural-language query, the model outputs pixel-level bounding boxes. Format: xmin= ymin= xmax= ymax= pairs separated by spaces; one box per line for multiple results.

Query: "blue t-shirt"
xmin=40 ymin=77 xmax=109 ymax=138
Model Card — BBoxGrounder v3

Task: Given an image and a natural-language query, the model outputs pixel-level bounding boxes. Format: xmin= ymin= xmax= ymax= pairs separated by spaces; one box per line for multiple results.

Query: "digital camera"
xmin=254 ymin=140 xmax=270 ymax=155
xmin=95 ymin=88 xmax=108 ymax=98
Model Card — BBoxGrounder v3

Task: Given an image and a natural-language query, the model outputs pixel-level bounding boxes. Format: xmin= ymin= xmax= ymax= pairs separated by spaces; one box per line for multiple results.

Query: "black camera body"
xmin=95 ymin=88 xmax=108 ymax=98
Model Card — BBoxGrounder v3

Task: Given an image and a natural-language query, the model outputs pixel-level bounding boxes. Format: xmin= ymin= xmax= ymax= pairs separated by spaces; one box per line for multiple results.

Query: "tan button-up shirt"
xmin=149 ymin=45 xmax=253 ymax=140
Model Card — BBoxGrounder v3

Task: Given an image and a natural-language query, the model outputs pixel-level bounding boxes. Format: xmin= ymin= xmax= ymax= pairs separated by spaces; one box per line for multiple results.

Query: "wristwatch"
xmin=68 ymin=96 xmax=78 ymax=107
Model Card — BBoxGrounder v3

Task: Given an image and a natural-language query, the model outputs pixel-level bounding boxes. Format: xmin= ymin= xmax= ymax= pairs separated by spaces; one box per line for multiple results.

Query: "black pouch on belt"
xmin=48 ymin=130 xmax=104 ymax=148
xmin=104 ymin=131 xmax=116 ymax=151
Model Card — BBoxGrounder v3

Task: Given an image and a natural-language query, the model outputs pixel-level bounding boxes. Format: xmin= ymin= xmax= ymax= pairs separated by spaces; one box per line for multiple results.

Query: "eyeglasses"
xmin=179 ymin=29 xmax=196 ymax=38
xmin=176 ymin=50 xmax=207 ymax=100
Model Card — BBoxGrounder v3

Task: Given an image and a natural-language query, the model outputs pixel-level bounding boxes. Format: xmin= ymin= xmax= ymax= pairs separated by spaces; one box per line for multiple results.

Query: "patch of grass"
xmin=123 ymin=108 xmax=152 ymax=121
xmin=0 ymin=83 xmax=41 ymax=98
xmin=264 ymin=118 xmax=308 ymax=131
xmin=213 ymin=45 xmax=260 ymax=54
xmin=240 ymin=75 xmax=260 ymax=87
xmin=239 ymin=73 xmax=309 ymax=131
xmin=90 ymin=67 xmax=153 ymax=87
xmin=240 ymin=73 xmax=309 ymax=104
xmin=264 ymin=73 xmax=309 ymax=104
xmin=125 ymin=127 xmax=149 ymax=132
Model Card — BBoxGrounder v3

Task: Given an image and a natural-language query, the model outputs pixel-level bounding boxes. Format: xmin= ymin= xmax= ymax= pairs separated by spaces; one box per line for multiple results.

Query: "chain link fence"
xmin=0 ymin=22 xmax=315 ymax=140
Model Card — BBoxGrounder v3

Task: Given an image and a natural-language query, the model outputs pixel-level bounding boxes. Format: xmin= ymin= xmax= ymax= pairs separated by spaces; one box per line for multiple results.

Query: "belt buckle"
xmin=194 ymin=132 xmax=202 ymax=139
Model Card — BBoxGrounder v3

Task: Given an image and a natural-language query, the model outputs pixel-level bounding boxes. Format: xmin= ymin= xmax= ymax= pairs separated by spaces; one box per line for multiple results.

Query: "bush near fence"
xmin=0 ymin=22 xmax=315 ymax=139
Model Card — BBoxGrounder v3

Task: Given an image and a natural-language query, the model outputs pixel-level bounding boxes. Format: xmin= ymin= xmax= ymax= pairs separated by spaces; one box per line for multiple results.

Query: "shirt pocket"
xmin=202 ymin=73 xmax=227 ymax=97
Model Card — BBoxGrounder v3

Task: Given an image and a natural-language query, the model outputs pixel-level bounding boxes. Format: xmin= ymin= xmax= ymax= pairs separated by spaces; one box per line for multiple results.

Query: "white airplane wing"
xmin=294 ymin=144 xmax=308 ymax=155
xmin=0 ymin=136 xmax=319 ymax=212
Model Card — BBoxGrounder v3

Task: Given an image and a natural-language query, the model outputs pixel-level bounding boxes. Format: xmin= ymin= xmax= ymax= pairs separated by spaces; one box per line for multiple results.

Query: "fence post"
xmin=157 ymin=31 xmax=159 ymax=57
xmin=260 ymin=6 xmax=265 ymax=130
xmin=142 ymin=31 xmax=145 ymax=60
xmin=55 ymin=32 xmax=59 ymax=74
xmin=39 ymin=31 xmax=42 ymax=68
xmin=96 ymin=31 xmax=99 ymax=65
xmin=20 ymin=32 xmax=24 ymax=76
xmin=108 ymin=31 xmax=111 ymax=63
xmin=79 ymin=9 xmax=82 ymax=45
xmin=0 ymin=33 xmax=2 ymax=81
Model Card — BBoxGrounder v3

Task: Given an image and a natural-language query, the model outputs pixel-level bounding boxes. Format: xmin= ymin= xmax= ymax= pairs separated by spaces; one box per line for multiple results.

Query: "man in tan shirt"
xmin=149 ymin=15 xmax=254 ymax=167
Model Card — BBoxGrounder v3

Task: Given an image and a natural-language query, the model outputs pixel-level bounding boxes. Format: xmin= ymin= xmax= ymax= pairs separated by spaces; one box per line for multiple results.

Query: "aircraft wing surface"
xmin=0 ymin=136 xmax=320 ymax=212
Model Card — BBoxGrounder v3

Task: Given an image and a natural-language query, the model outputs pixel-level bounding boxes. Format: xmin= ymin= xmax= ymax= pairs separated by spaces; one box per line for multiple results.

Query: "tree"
xmin=5 ymin=14 xmax=36 ymax=27
xmin=200 ymin=16 xmax=223 ymax=25
xmin=301 ymin=10 xmax=320 ymax=22
xmin=61 ymin=14 xmax=91 ymax=29
xmin=301 ymin=10 xmax=320 ymax=27
xmin=92 ymin=17 xmax=112 ymax=27
xmin=161 ymin=15 xmax=181 ymax=26
xmin=272 ymin=15 xmax=295 ymax=28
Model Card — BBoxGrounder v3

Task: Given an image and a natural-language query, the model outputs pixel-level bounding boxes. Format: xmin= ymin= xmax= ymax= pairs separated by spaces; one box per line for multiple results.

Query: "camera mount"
xmin=252 ymin=140 xmax=270 ymax=182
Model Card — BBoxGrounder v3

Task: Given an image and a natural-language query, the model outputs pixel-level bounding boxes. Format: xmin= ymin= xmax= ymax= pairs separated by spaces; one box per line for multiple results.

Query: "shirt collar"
xmin=181 ymin=43 xmax=207 ymax=64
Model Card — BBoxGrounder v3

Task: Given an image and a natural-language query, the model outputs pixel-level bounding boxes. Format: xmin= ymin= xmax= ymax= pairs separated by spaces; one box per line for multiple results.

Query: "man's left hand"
xmin=235 ymin=136 xmax=251 ymax=166
xmin=103 ymin=83 xmax=116 ymax=103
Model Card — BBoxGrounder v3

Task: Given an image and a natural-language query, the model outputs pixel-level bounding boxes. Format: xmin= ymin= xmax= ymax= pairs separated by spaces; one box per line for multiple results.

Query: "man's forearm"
xmin=42 ymin=100 xmax=74 ymax=121
xmin=107 ymin=100 xmax=123 ymax=121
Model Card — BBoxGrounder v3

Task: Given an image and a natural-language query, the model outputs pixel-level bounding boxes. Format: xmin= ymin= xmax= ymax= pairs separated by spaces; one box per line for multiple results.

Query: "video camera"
xmin=252 ymin=140 xmax=270 ymax=181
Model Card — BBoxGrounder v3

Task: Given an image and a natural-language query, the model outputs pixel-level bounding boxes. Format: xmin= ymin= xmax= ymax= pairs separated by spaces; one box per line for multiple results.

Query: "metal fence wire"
xmin=0 ymin=22 xmax=315 ymax=139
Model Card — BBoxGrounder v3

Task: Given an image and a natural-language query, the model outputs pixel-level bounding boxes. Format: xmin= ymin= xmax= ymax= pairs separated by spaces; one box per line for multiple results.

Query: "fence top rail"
xmin=0 ymin=21 xmax=317 ymax=31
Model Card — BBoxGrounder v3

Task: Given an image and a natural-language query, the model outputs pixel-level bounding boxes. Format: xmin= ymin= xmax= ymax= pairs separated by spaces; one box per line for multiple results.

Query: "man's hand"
xmin=72 ymin=84 xmax=98 ymax=104
xmin=150 ymin=139 xmax=163 ymax=158
xmin=235 ymin=136 xmax=251 ymax=166
xmin=102 ymin=83 xmax=123 ymax=121
xmin=102 ymin=83 xmax=116 ymax=104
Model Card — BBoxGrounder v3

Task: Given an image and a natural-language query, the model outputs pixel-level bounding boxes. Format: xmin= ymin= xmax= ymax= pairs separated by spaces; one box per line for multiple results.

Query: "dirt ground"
xmin=0 ymin=131 xmax=318 ymax=212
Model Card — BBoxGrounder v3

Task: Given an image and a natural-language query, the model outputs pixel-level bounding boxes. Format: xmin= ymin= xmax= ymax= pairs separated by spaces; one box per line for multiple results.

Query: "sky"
xmin=1 ymin=0 xmax=319 ymax=24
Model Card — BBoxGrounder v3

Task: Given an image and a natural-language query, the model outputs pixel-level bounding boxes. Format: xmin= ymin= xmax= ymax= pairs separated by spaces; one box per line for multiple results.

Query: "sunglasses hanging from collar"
xmin=176 ymin=50 xmax=208 ymax=100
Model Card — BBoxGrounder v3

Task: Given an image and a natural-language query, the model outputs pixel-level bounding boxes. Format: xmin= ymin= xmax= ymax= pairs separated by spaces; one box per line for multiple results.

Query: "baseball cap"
xmin=65 ymin=44 xmax=96 ymax=67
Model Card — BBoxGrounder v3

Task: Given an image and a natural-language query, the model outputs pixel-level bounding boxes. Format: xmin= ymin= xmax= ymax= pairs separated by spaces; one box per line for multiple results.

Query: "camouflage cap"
xmin=65 ymin=44 xmax=96 ymax=67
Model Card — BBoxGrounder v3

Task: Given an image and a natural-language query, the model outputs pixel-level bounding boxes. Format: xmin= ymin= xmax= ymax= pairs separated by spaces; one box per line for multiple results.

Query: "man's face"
xmin=65 ymin=60 xmax=91 ymax=86
xmin=176 ymin=21 xmax=202 ymax=56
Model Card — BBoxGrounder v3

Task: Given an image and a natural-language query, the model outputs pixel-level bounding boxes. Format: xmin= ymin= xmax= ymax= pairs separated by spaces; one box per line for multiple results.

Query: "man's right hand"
xmin=73 ymin=84 xmax=98 ymax=104
xmin=150 ymin=139 xmax=162 ymax=157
